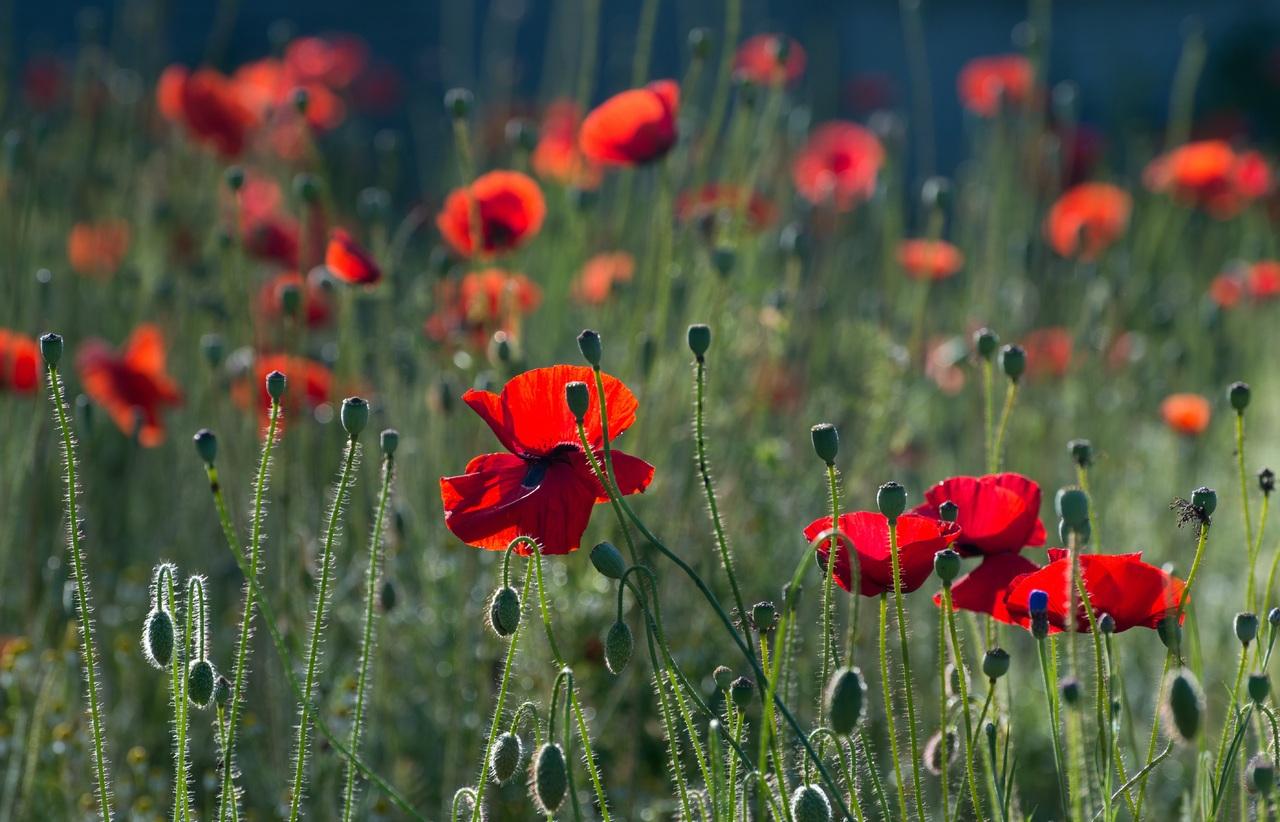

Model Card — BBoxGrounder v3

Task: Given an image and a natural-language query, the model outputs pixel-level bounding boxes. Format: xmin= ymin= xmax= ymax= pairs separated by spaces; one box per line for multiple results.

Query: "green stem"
xmin=991 ymin=381 xmax=1018 ymax=473
xmin=820 ymin=462 xmax=843 ymax=722
xmin=941 ymin=586 xmax=983 ymax=820
xmin=159 ymin=567 xmax=190 ymax=822
xmin=982 ymin=361 xmax=995 ymax=472
xmin=1240 ymin=413 xmax=1257 ymax=612
xmin=888 ymin=521 xmax=927 ymax=822
xmin=1037 ymin=637 xmax=1070 ymax=817
xmin=879 ymin=594 xmax=910 ymax=820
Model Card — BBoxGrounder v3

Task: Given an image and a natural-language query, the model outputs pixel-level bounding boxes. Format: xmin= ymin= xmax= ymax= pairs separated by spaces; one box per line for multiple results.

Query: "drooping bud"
xmin=489 ymin=732 xmax=523 ymax=784
xmin=488 ymin=587 xmax=521 ymax=638
xmin=265 ymin=370 xmax=287 ymax=402
xmin=604 ymin=621 xmax=634 ymax=674
xmin=1068 ymin=438 xmax=1094 ymax=468
xmin=187 ymin=659 xmax=217 ymax=709
xmin=380 ymin=428 xmax=399 ymax=457
xmin=1191 ymin=486 xmax=1217 ymax=516
xmin=1250 ymin=755 xmax=1276 ymax=795
xmin=1000 ymin=345 xmax=1026 ymax=381
xmin=1249 ymin=673 xmax=1270 ymax=704
xmin=877 ymin=481 xmax=908 ymax=522
xmin=789 ymin=784 xmax=832 ymax=822
xmin=1164 ymin=668 xmax=1204 ymax=742
xmin=531 ymin=743 xmax=568 ymax=814
xmin=1055 ymin=487 xmax=1090 ymax=530
xmin=982 ymin=648 xmax=1010 ymax=680
xmin=39 ymin=332 xmax=63 ymax=367
xmin=824 ymin=667 xmax=866 ymax=735
xmin=730 ymin=676 xmax=754 ymax=711
xmin=1229 ymin=381 xmax=1251 ymax=412
xmin=193 ymin=429 xmax=218 ymax=465
xmin=340 ymin=397 xmax=369 ymax=437
xmin=974 ymin=328 xmax=999 ymax=361
xmin=1236 ymin=612 xmax=1260 ymax=645
xmin=577 ymin=329 xmax=602 ymax=367
xmin=938 ymin=501 xmax=959 ymax=523
xmin=142 ymin=608 xmax=174 ymax=669
xmin=565 ymin=381 xmax=590 ymax=422
xmin=1271 ymin=608 xmax=1280 ymax=628
xmin=934 ymin=550 xmax=961 ymax=584
xmin=810 ymin=423 xmax=839 ymax=465
xmin=688 ymin=324 xmax=711 ymax=360
xmin=589 ymin=542 xmax=626 ymax=580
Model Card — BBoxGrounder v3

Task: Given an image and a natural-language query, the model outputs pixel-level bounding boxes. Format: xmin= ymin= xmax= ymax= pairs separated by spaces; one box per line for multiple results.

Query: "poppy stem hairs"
xmin=41 ymin=333 xmax=114 ymax=821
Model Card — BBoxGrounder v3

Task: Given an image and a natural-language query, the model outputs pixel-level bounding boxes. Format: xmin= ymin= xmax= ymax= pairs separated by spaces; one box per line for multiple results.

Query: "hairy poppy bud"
xmin=1260 ymin=468 xmax=1276 ymax=496
xmin=751 ymin=601 xmax=777 ymax=632
xmin=1055 ymin=487 xmax=1089 ymax=529
xmin=712 ymin=246 xmax=736 ymax=277
xmin=1229 ymin=381 xmax=1251 ymax=412
xmin=142 ymin=608 xmax=174 ymax=669
xmin=201 ymin=333 xmax=225 ymax=367
xmin=688 ymin=27 xmax=712 ymax=60
xmin=946 ymin=663 xmax=965 ymax=696
xmin=214 ymin=675 xmax=232 ymax=708
xmin=789 ymin=785 xmax=832 ymax=822
xmin=444 ymin=87 xmax=473 ymax=119
xmin=1028 ymin=589 xmax=1049 ymax=616
xmin=1191 ymin=486 xmax=1217 ymax=516
xmin=688 ymin=324 xmax=711 ymax=360
xmin=810 ymin=423 xmax=839 ymax=465
xmin=982 ymin=648 xmax=1010 ymax=680
xmin=265 ymin=370 xmax=287 ymax=402
xmin=877 ymin=481 xmax=907 ymax=522
xmin=938 ymin=501 xmax=959 ymax=523
xmin=577 ymin=329 xmax=602 ymax=367
xmin=825 ymin=667 xmax=866 ymax=735
xmin=1237 ymin=612 xmax=1259 ymax=645
xmin=380 ymin=428 xmax=399 ymax=457
xmin=531 ymin=743 xmax=567 ymax=814
xmin=713 ymin=666 xmax=734 ymax=691
xmin=489 ymin=732 xmax=523 ymax=784
xmin=1250 ymin=755 xmax=1276 ymax=795
xmin=1098 ymin=613 xmax=1116 ymax=635
xmin=934 ymin=550 xmax=961 ymax=584
xmin=1165 ymin=668 xmax=1204 ymax=742
xmin=604 ymin=621 xmax=633 ymax=674
xmin=565 ymin=381 xmax=590 ymax=422
xmin=1059 ymin=676 xmax=1082 ymax=706
xmin=39 ymin=332 xmax=63 ymax=367
xmin=1068 ymin=438 xmax=1093 ymax=468
xmin=187 ymin=659 xmax=216 ymax=709
xmin=1249 ymin=673 xmax=1270 ymax=704
xmin=193 ymin=429 xmax=218 ymax=465
xmin=1000 ymin=345 xmax=1026 ymax=381
xmin=974 ymin=328 xmax=999 ymax=361
xmin=589 ymin=542 xmax=626 ymax=580
xmin=224 ymin=165 xmax=245 ymax=192
xmin=730 ymin=676 xmax=754 ymax=711
xmin=1157 ymin=616 xmax=1182 ymax=655
xmin=340 ymin=397 xmax=369 ymax=437
xmin=488 ymin=587 xmax=520 ymax=637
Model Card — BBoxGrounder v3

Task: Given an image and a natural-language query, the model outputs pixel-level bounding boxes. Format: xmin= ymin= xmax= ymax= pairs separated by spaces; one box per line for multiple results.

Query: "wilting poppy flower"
xmin=1021 ymin=327 xmax=1073 ymax=380
xmin=532 ymin=101 xmax=602 ymax=190
xmin=1003 ymin=549 xmax=1186 ymax=632
xmin=1209 ymin=272 xmax=1246 ymax=309
xmin=675 ymin=184 xmax=777 ymax=237
xmin=239 ymin=353 xmax=332 ymax=422
xmin=424 ymin=269 xmax=542 ymax=349
xmin=436 ymin=170 xmax=547 ymax=258
xmin=1248 ymin=261 xmax=1280 ymax=300
xmin=0 ymin=330 xmax=40 ymax=393
xmin=579 ymin=80 xmax=680 ymax=167
xmin=804 ymin=512 xmax=961 ymax=597
xmin=440 ymin=365 xmax=655 ymax=554
xmin=1144 ymin=141 xmax=1273 ymax=218
xmin=792 ymin=121 xmax=885 ymax=211
xmin=574 ymin=252 xmax=635 ymax=305
xmin=1044 ymin=183 xmax=1132 ymax=260
xmin=958 ymin=54 xmax=1035 ymax=117
xmin=898 ymin=239 xmax=964 ymax=280
xmin=67 ymin=220 xmax=131 ymax=278
xmin=76 ymin=325 xmax=183 ymax=447
xmin=934 ymin=553 xmax=1040 ymax=622
xmin=325 ymin=229 xmax=381 ymax=285
xmin=733 ymin=34 xmax=806 ymax=86
xmin=913 ymin=473 xmax=1047 ymax=557
xmin=258 ymin=271 xmax=332 ymax=328
xmin=1161 ymin=393 xmax=1211 ymax=435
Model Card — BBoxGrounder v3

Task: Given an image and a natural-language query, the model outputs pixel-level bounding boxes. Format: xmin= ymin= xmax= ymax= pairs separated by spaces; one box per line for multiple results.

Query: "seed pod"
xmin=193 ymin=429 xmax=218 ymax=465
xmin=1260 ymin=468 xmax=1276 ymax=496
xmin=1191 ymin=486 xmax=1217 ymax=516
xmin=713 ymin=666 xmax=734 ymax=691
xmin=444 ymin=88 xmax=473 ymax=118
xmin=825 ymin=666 xmax=866 ymax=735
xmin=214 ymin=675 xmax=232 ymax=709
xmin=564 ymin=381 xmax=590 ymax=421
xmin=187 ymin=659 xmax=217 ymax=709
xmin=877 ymin=482 xmax=908 ymax=522
xmin=380 ymin=429 xmax=400 ymax=457
xmin=577 ymin=329 xmax=602 ymax=367
xmin=789 ymin=784 xmax=832 ymax=822
xmin=604 ymin=621 xmax=634 ymax=675
xmin=687 ymin=324 xmax=711 ymax=359
xmin=530 ymin=743 xmax=568 ymax=814
xmin=982 ymin=648 xmax=1010 ymax=680
xmin=1249 ymin=673 xmax=1270 ymax=704
xmin=751 ymin=601 xmax=777 ymax=632
xmin=341 ymin=397 xmax=369 ymax=437
xmin=1068 ymin=438 xmax=1093 ymax=468
xmin=810 ymin=424 xmax=839 ymax=465
xmin=999 ymin=344 xmax=1026 ymax=381
xmin=934 ymin=549 xmax=961 ymax=583
xmin=488 ymin=587 xmax=521 ymax=638
xmin=1236 ymin=612 xmax=1260 ymax=645
xmin=730 ymin=676 xmax=754 ymax=711
xmin=489 ymin=732 xmax=523 ymax=785
xmin=938 ymin=501 xmax=959 ymax=523
xmin=589 ymin=542 xmax=626 ymax=580
xmin=712 ymin=246 xmax=736 ymax=277
xmin=1055 ymin=487 xmax=1090 ymax=530
xmin=1250 ymin=754 xmax=1276 ymax=795
xmin=1229 ymin=381 xmax=1251 ymax=412
xmin=1059 ymin=676 xmax=1082 ymax=706
xmin=142 ymin=608 xmax=174 ymax=669
xmin=1098 ymin=613 xmax=1116 ymax=635
xmin=39 ymin=332 xmax=63 ymax=367
xmin=974 ymin=328 xmax=999 ymax=361
xmin=1164 ymin=668 xmax=1204 ymax=742
xmin=265 ymin=370 xmax=287 ymax=402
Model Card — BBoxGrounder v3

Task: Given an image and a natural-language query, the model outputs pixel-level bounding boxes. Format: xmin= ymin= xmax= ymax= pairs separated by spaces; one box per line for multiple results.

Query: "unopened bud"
xmin=604 ymin=621 xmax=634 ymax=674
xmin=1165 ymin=668 xmax=1204 ymax=742
xmin=531 ymin=743 xmax=567 ymax=814
xmin=142 ymin=608 xmax=174 ymax=669
xmin=982 ymin=648 xmax=1010 ymax=680
xmin=193 ymin=429 xmax=217 ymax=464
xmin=187 ymin=659 xmax=217 ymax=709
xmin=340 ymin=396 xmax=369 ymax=437
xmin=488 ymin=587 xmax=521 ymax=637
xmin=589 ymin=542 xmax=626 ymax=580
xmin=577 ymin=329 xmax=602 ymax=367
xmin=490 ymin=732 xmax=523 ymax=784
xmin=789 ymin=784 xmax=832 ymax=822
xmin=824 ymin=667 xmax=866 ymax=735
xmin=877 ymin=481 xmax=907 ymax=522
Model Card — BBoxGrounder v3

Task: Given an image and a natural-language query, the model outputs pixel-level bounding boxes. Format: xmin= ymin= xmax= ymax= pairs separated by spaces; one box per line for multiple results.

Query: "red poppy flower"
xmin=67 ymin=220 xmax=131 ymax=279
xmin=1161 ymin=393 xmax=1211 ymax=435
xmin=1209 ymin=272 xmax=1246 ymax=309
xmin=1003 ymin=549 xmax=1186 ymax=632
xmin=898 ymin=239 xmax=964 ymax=280
xmin=1248 ymin=261 xmax=1280 ymax=300
xmin=532 ymin=101 xmax=603 ymax=190
xmin=934 ymin=552 xmax=1040 ymax=622
xmin=1044 ymin=183 xmax=1132 ymax=260
xmin=424 ymin=269 xmax=542 ymax=349
xmin=0 ymin=330 xmax=40 ymax=394
xmin=912 ymin=473 xmax=1047 ymax=556
xmin=958 ymin=54 xmax=1035 ymax=117
xmin=436 ymin=170 xmax=547 ymax=258
xmin=76 ymin=325 xmax=183 ymax=447
xmin=284 ymin=35 xmax=367 ymax=90
xmin=804 ymin=512 xmax=960 ymax=597
xmin=925 ymin=336 xmax=967 ymax=395
xmin=675 ymin=184 xmax=777 ymax=236
xmin=238 ymin=353 xmax=332 ymax=423
xmin=325 ymin=229 xmax=381 ymax=285
xmin=169 ymin=67 xmax=258 ymax=157
xmin=792 ymin=121 xmax=885 ymax=211
xmin=258 ymin=271 xmax=332 ymax=328
xmin=1143 ymin=141 xmax=1273 ymax=218
xmin=1021 ymin=327 xmax=1073 ymax=380
xmin=574 ymin=252 xmax=635 ymax=305
xmin=579 ymin=80 xmax=680 ymax=167
xmin=734 ymin=34 xmax=806 ymax=86
xmin=440 ymin=366 xmax=655 ymax=554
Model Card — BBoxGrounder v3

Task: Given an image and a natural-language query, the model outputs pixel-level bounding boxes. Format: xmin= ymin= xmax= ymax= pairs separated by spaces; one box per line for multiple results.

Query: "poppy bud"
xmin=489 ymin=331 xmax=513 ymax=366
xmin=577 ymin=329 xmax=602 ymax=367
xmin=1229 ymin=381 xmax=1251 ymax=412
xmin=688 ymin=324 xmax=711 ymax=360
xmin=1165 ymin=668 xmax=1203 ymax=742
xmin=292 ymin=173 xmax=320 ymax=204
xmin=751 ymin=602 xmax=777 ymax=633
xmin=938 ymin=501 xmax=959 ymax=523
xmin=1271 ymin=607 xmax=1280 ymax=628
xmin=712 ymin=245 xmax=736 ymax=277
xmin=450 ymin=789 xmax=476 ymax=822
xmin=504 ymin=118 xmax=538 ymax=153
xmin=582 ymin=544 xmax=624 ymax=582
xmin=1028 ymin=589 xmax=1049 ymax=616
xmin=982 ymin=648 xmax=1010 ymax=680
xmin=1055 ymin=487 xmax=1090 ymax=529
xmin=201 ymin=333 xmax=225 ymax=367
xmin=713 ymin=666 xmax=734 ymax=691
xmin=1249 ymin=755 xmax=1275 ymax=795
xmin=379 ymin=578 xmax=397 ymax=613
xmin=214 ymin=675 xmax=232 ymax=709
xmin=688 ymin=27 xmax=712 ymax=60
xmin=947 ymin=663 xmax=965 ymax=696
xmin=224 ymin=165 xmax=245 ymax=192
xmin=531 ymin=743 xmax=567 ymax=814
xmin=974 ymin=328 xmax=999 ymax=361
xmin=877 ymin=481 xmax=907 ymax=522
xmin=934 ymin=550 xmax=961 ymax=584
xmin=1236 ymin=612 xmax=1259 ymax=645
xmin=380 ymin=428 xmax=399 ymax=457
xmin=730 ymin=676 xmax=754 ymax=711
xmin=265 ymin=370 xmax=287 ymax=402
xmin=1260 ymin=468 xmax=1276 ymax=496
xmin=921 ymin=176 xmax=952 ymax=212
xmin=565 ymin=381 xmax=590 ymax=422
xmin=1098 ymin=613 xmax=1116 ymax=635
xmin=1249 ymin=673 xmax=1270 ymax=704
xmin=187 ymin=659 xmax=216 ymax=709
xmin=825 ymin=667 xmax=866 ymax=735
xmin=357 ymin=187 xmax=392 ymax=221
xmin=810 ymin=423 xmax=839 ymax=465
xmin=1031 ymin=614 xmax=1050 ymax=640
xmin=488 ymin=587 xmax=520 ymax=638
xmin=1068 ymin=438 xmax=1093 ymax=468
xmin=340 ymin=397 xmax=369 ymax=437
xmin=1191 ymin=486 xmax=1217 ymax=516
xmin=604 ymin=621 xmax=633 ymax=674
xmin=490 ymin=732 xmax=523 ymax=784
xmin=1059 ymin=676 xmax=1082 ymax=706
xmin=279 ymin=282 xmax=302 ymax=316
xmin=193 ymin=429 xmax=218 ymax=465
xmin=789 ymin=785 xmax=832 ymax=822
xmin=142 ymin=608 xmax=174 ymax=669
xmin=39 ymin=332 xmax=63 ymax=367
xmin=444 ymin=87 xmax=473 ymax=119
xmin=999 ymin=345 xmax=1026 ymax=381
xmin=1157 ymin=616 xmax=1182 ymax=655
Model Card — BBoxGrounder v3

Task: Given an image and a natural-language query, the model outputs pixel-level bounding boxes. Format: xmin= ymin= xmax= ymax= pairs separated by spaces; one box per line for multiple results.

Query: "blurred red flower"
xmin=1248 ymin=261 xmax=1280 ymax=300
xmin=532 ymin=101 xmax=602 ymax=190
xmin=574 ymin=252 xmax=635 ymax=305
xmin=424 ymin=268 xmax=542 ymax=349
xmin=1209 ymin=272 xmax=1246 ymax=309
xmin=325 ymin=229 xmax=381 ymax=285
xmin=804 ymin=512 xmax=960 ymax=597
xmin=76 ymin=324 xmax=182 ymax=447
xmin=734 ymin=34 xmax=806 ymax=86
xmin=1161 ymin=393 xmax=1211 ymax=435
xmin=898 ymin=239 xmax=963 ymax=280
xmin=436 ymin=170 xmax=546 ymax=258
xmin=67 ymin=220 xmax=131 ymax=278
xmin=958 ymin=54 xmax=1035 ymax=117
xmin=284 ymin=35 xmax=367 ymax=90
xmin=23 ymin=54 xmax=66 ymax=110
xmin=579 ymin=80 xmax=680 ymax=167
xmin=1021 ymin=327 xmax=1073 ymax=379
xmin=239 ymin=353 xmax=332 ymax=423
xmin=675 ymin=184 xmax=777 ymax=236
xmin=1003 ymin=550 xmax=1185 ymax=632
xmin=792 ymin=121 xmax=884 ymax=211
xmin=440 ymin=366 xmax=655 ymax=554
xmin=157 ymin=66 xmax=259 ymax=157
xmin=1044 ymin=183 xmax=1131 ymax=260
xmin=0 ymin=330 xmax=40 ymax=394
xmin=1144 ymin=140 xmax=1273 ymax=218
xmin=912 ymin=473 xmax=1047 ymax=557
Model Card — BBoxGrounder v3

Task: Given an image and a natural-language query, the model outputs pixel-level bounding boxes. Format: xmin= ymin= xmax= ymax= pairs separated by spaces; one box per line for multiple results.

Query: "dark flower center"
xmin=521 ymin=444 xmax=580 ymax=489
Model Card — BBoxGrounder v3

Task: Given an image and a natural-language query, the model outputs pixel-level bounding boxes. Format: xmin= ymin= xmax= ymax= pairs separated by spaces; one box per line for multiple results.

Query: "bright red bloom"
xmin=532 ymin=101 xmax=602 ymax=190
xmin=325 ymin=229 xmax=381 ymax=285
xmin=1044 ymin=183 xmax=1132 ymax=260
xmin=934 ymin=553 xmax=1040 ymax=622
xmin=440 ymin=366 xmax=655 ymax=554
xmin=574 ymin=252 xmax=635 ymax=305
xmin=1248 ymin=261 xmax=1280 ymax=300
xmin=804 ymin=512 xmax=960 ymax=597
xmin=897 ymin=239 xmax=963 ymax=280
xmin=258 ymin=271 xmax=332 ymax=328
xmin=1021 ymin=327 xmax=1073 ymax=379
xmin=675 ymin=184 xmax=777 ymax=237
xmin=67 ymin=220 xmax=131 ymax=278
xmin=734 ymin=34 xmax=806 ymax=86
xmin=1161 ymin=393 xmax=1211 ymax=435
xmin=436 ymin=170 xmax=547 ymax=258
xmin=0 ymin=330 xmax=40 ymax=394
xmin=1003 ymin=549 xmax=1186 ymax=632
xmin=579 ymin=80 xmax=680 ymax=167
xmin=913 ymin=473 xmax=1047 ymax=556
xmin=424 ymin=268 xmax=543 ymax=349
xmin=76 ymin=325 xmax=183 ymax=447
xmin=1143 ymin=140 xmax=1273 ymax=218
xmin=240 ymin=353 xmax=332 ymax=422
xmin=792 ymin=121 xmax=885 ymax=211
xmin=958 ymin=54 xmax=1035 ymax=117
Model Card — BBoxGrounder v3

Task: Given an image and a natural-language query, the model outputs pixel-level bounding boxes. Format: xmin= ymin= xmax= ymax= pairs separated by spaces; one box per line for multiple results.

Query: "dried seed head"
xmin=187 ymin=659 xmax=217 ymax=709
xmin=589 ymin=542 xmax=626 ymax=580
xmin=489 ymin=732 xmax=523 ymax=785
xmin=530 ymin=743 xmax=568 ymax=814
xmin=141 ymin=608 xmax=174 ymax=669
xmin=789 ymin=784 xmax=832 ymax=822
xmin=488 ymin=587 xmax=521 ymax=638
xmin=604 ymin=621 xmax=634 ymax=675
xmin=824 ymin=666 xmax=867 ymax=735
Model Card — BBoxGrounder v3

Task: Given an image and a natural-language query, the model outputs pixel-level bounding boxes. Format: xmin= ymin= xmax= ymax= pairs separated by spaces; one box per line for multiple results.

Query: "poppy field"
xmin=4 ymin=3 xmax=1280 ymax=821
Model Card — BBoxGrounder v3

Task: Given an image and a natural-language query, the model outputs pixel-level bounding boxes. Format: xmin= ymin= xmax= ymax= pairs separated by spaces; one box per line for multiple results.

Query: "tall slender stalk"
xmin=878 ymin=594 xmax=910 ymax=820
xmin=887 ymin=521 xmax=927 ymax=821
xmin=940 ymin=585 xmax=982 ymax=818
xmin=991 ymin=382 xmax=1019 ymax=472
